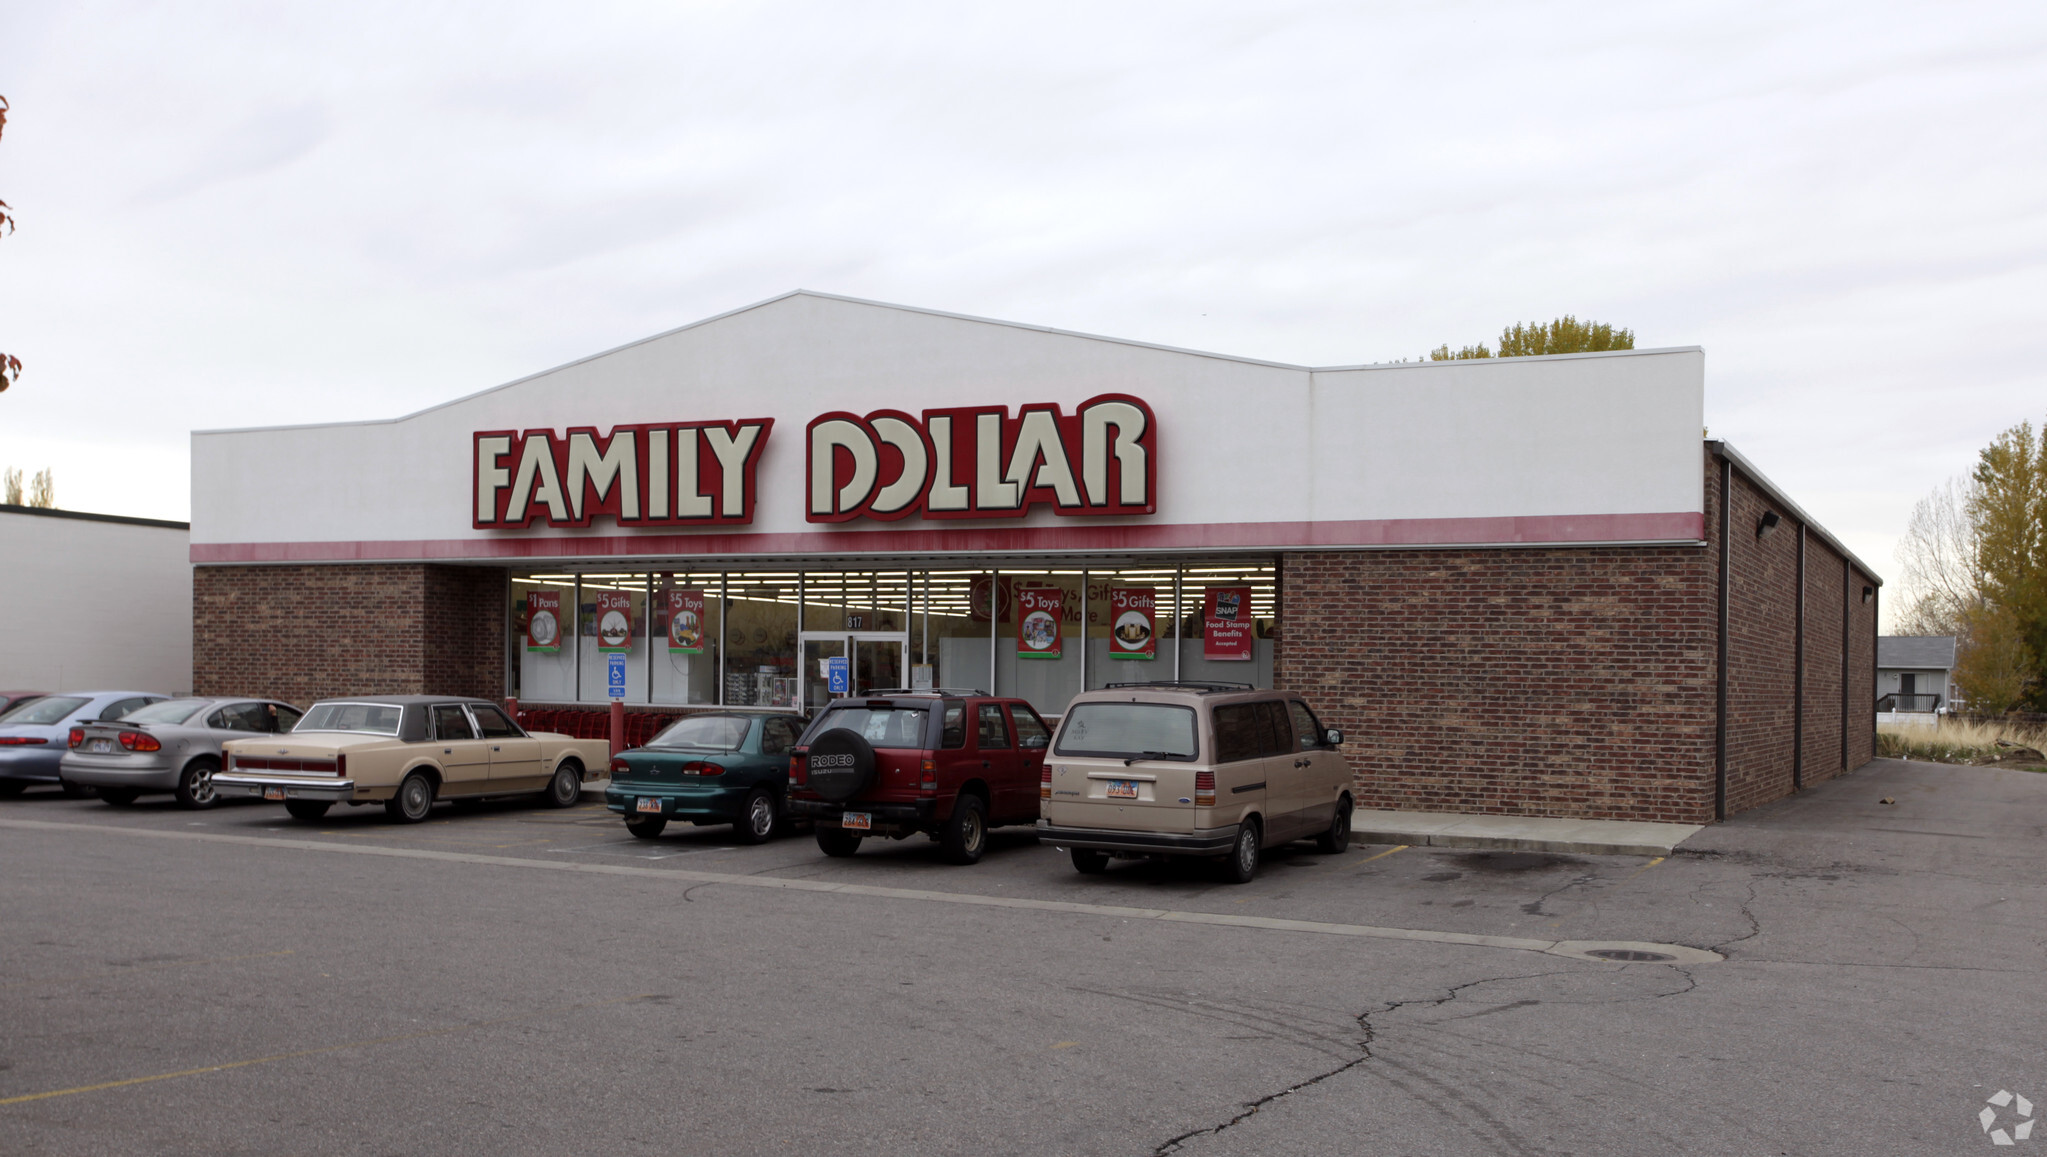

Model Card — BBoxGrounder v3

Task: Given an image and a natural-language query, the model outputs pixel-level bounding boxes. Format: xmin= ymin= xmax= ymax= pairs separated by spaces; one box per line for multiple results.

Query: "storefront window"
xmin=511 ymin=573 xmax=578 ymax=702
xmin=651 ymin=570 xmax=722 ymax=705
xmin=1176 ymin=563 xmax=1277 ymax=687
xmin=921 ymin=570 xmax=996 ymax=696
xmin=724 ymin=571 xmax=799 ymax=708
xmin=504 ymin=559 xmax=1274 ymax=708
xmin=998 ymin=569 xmax=1083 ymax=716
xmin=578 ymin=572 xmax=649 ymax=705
xmin=1084 ymin=566 xmax=1180 ymax=692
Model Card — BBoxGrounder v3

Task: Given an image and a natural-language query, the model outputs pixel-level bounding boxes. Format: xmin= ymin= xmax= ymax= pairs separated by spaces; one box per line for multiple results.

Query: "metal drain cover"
xmin=1585 ymin=948 xmax=1676 ymax=963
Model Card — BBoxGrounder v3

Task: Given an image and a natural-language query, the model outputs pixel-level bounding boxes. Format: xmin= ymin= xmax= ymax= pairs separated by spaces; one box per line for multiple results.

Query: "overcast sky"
xmin=1 ymin=1 xmax=2041 ymax=627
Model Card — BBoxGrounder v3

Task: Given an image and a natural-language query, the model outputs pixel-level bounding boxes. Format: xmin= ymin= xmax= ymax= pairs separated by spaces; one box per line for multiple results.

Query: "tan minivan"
xmin=1036 ymin=681 xmax=1352 ymax=883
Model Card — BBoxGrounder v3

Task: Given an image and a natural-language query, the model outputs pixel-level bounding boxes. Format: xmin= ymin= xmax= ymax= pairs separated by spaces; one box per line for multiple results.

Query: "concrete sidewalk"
xmin=1350 ymin=808 xmax=1703 ymax=857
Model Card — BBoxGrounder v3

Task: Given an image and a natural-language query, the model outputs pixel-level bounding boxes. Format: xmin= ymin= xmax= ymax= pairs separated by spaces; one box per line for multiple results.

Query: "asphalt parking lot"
xmin=2 ymin=757 xmax=2043 ymax=1156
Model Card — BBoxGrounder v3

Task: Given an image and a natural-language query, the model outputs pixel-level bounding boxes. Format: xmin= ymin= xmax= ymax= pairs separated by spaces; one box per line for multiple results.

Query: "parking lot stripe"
xmin=0 ymin=818 xmax=1716 ymax=964
xmin=0 ymin=994 xmax=653 ymax=1107
xmin=1354 ymin=844 xmax=1409 ymax=866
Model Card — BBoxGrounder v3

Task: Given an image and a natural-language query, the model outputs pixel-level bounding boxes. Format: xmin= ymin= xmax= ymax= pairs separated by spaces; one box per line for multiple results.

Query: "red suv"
xmin=785 ymin=690 xmax=1051 ymax=864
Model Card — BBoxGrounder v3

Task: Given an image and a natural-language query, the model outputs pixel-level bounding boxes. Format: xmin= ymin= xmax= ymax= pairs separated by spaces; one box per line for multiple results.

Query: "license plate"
xmin=636 ymin=797 xmax=663 ymax=813
xmin=1107 ymin=780 xmax=1139 ymax=799
xmin=263 ymin=787 xmax=286 ymax=801
xmin=88 ymin=738 xmax=112 ymax=753
xmin=841 ymin=812 xmax=872 ymax=831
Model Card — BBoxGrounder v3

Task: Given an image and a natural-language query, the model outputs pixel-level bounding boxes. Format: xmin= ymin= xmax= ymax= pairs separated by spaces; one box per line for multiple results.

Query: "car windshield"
xmin=0 ymin=696 xmax=89 ymax=726
xmin=121 ymin=698 xmax=212 ymax=725
xmin=809 ymin=705 xmax=930 ymax=749
xmin=649 ymin=715 xmax=752 ymax=751
xmin=296 ymin=703 xmax=404 ymax=735
xmin=1055 ymin=703 xmax=1200 ymax=761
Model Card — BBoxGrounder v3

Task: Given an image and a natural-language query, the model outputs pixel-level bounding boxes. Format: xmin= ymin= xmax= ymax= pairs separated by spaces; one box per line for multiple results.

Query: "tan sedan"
xmin=214 ymin=696 xmax=610 ymax=823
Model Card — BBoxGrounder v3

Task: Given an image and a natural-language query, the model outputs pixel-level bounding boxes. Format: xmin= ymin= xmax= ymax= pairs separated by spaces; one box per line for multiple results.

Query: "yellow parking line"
xmin=0 ymin=994 xmax=653 ymax=1107
xmin=1355 ymin=844 xmax=1409 ymax=866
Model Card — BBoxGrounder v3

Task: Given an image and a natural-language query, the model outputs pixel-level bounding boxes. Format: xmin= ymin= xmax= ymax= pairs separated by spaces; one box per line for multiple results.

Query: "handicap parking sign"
xmin=827 ymin=656 xmax=850 ymax=695
xmin=607 ymin=652 xmax=628 ymax=699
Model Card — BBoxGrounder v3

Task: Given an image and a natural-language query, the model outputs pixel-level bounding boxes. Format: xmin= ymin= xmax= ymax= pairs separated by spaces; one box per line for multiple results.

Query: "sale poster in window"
xmin=1203 ymin=586 xmax=1254 ymax=661
xmin=1107 ymin=587 xmax=1156 ymax=660
xmin=595 ymin=590 xmax=635 ymax=652
xmin=666 ymin=588 xmax=705 ymax=654
xmin=526 ymin=590 xmax=562 ymax=653
xmin=1016 ymin=586 xmax=1064 ymax=659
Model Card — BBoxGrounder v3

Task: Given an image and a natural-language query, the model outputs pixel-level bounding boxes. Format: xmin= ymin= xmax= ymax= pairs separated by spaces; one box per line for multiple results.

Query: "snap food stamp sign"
xmin=471 ymin=395 xmax=1156 ymax=531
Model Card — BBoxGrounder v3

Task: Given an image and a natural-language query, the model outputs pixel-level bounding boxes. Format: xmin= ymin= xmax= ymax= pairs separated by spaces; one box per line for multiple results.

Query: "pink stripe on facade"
xmin=189 ymin=512 xmax=1706 ymax=564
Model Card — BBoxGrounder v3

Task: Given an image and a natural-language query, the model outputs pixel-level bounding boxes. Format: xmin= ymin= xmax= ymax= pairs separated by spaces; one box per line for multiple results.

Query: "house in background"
xmin=1876 ymin=635 xmax=1957 ymax=719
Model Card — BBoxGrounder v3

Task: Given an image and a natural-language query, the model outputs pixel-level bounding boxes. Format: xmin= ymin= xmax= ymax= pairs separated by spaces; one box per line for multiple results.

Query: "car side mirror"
xmin=1323 ymin=729 xmax=1344 ymax=747
xmin=1021 ymin=735 xmax=1048 ymax=750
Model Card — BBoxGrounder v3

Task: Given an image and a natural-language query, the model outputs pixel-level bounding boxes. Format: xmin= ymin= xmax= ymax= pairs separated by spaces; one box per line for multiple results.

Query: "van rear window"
xmin=1054 ymin=703 xmax=1198 ymax=761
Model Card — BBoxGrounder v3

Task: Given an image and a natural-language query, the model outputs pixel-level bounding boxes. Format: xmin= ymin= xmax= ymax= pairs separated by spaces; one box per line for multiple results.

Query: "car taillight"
xmin=789 ymin=750 xmax=807 ymax=785
xmin=1039 ymin=762 xmax=1052 ymax=800
xmin=335 ymin=754 xmax=346 ymax=778
xmin=118 ymin=731 xmax=161 ymax=752
xmin=0 ymin=736 xmax=48 ymax=746
xmin=1195 ymin=771 xmax=1216 ymax=807
xmin=611 ymin=757 xmax=631 ymax=775
xmin=681 ymin=761 xmax=724 ymax=776
xmin=68 ymin=728 xmax=84 ymax=748
xmin=920 ymin=758 xmax=937 ymax=794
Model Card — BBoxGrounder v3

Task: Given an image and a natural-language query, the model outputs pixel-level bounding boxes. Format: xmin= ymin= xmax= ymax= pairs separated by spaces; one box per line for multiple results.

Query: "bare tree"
xmin=2 ymin=467 xmax=19 ymax=505
xmin=1893 ymin=476 xmax=1980 ymax=636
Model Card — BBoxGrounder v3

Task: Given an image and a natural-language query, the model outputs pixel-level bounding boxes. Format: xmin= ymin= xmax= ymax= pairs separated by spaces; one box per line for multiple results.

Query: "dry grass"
xmin=1877 ymin=717 xmax=2047 ymax=768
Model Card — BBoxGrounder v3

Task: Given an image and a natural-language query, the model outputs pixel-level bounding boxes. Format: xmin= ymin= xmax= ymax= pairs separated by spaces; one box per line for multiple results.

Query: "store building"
xmin=190 ymin=291 xmax=1878 ymax=824
xmin=2 ymin=503 xmax=193 ymax=694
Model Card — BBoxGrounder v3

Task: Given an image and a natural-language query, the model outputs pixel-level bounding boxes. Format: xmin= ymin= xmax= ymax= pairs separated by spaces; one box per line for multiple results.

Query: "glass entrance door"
xmin=800 ymin=632 xmax=907 ymax=708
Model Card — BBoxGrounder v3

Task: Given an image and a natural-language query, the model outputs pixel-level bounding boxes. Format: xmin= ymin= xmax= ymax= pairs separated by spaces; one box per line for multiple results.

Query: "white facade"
xmin=0 ymin=507 xmax=192 ymax=694
xmin=191 ymin=291 xmax=1707 ymax=564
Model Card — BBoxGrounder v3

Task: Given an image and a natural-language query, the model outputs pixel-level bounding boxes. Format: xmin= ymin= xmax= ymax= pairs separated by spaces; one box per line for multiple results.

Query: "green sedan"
xmin=606 ymin=712 xmax=805 ymax=843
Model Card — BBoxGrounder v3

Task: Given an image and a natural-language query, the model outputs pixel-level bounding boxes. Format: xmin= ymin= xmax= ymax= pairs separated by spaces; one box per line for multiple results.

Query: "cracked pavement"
xmin=2 ymin=757 xmax=2042 ymax=1155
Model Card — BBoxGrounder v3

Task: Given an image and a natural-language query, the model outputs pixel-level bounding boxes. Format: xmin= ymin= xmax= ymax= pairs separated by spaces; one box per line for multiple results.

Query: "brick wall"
xmin=1848 ymin=562 xmax=1877 ymax=768
xmin=1718 ymin=462 xmax=1801 ymax=815
xmin=1275 ymin=546 xmax=1719 ymax=824
xmin=1709 ymin=451 xmax=1880 ymax=813
xmin=194 ymin=564 xmax=505 ymax=706
xmin=1801 ymin=532 xmax=1848 ymax=785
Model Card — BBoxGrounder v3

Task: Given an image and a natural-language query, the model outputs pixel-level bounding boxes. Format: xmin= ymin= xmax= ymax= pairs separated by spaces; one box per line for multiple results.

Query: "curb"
xmin=1352 ymin=828 xmax=1683 ymax=858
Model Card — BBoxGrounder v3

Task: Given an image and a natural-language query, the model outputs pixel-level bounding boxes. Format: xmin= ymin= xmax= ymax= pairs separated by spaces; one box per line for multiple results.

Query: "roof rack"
xmin=860 ymin=688 xmax=988 ymax=697
xmin=1102 ymin=680 xmax=1255 ymax=693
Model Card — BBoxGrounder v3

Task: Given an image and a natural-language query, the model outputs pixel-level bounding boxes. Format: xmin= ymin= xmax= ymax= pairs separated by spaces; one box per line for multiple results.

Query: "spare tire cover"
xmin=806 ymin=728 xmax=877 ymax=803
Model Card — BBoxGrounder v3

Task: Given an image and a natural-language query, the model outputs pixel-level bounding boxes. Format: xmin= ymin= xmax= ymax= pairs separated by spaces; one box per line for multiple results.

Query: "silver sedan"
xmin=59 ymin=698 xmax=304 ymax=808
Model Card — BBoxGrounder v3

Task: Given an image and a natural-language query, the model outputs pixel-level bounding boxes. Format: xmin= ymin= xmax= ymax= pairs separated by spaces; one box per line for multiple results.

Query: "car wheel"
xmin=174 ymin=758 xmax=221 ymax=809
xmin=939 ymin=793 xmax=989 ymax=865
xmin=625 ymin=815 xmax=668 ymax=839
xmin=99 ymin=788 xmax=140 ymax=807
xmin=59 ymin=780 xmax=97 ymax=799
xmin=1222 ymin=819 xmax=1261 ymax=885
xmin=816 ymin=827 xmax=863 ymax=857
xmin=1315 ymin=799 xmax=1353 ymax=854
xmin=542 ymin=763 xmax=582 ymax=809
xmin=1070 ymin=848 xmax=1109 ymax=875
xmin=734 ymin=789 xmax=776 ymax=845
xmin=285 ymin=799 xmax=332 ymax=821
xmin=385 ymin=772 xmax=435 ymax=824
